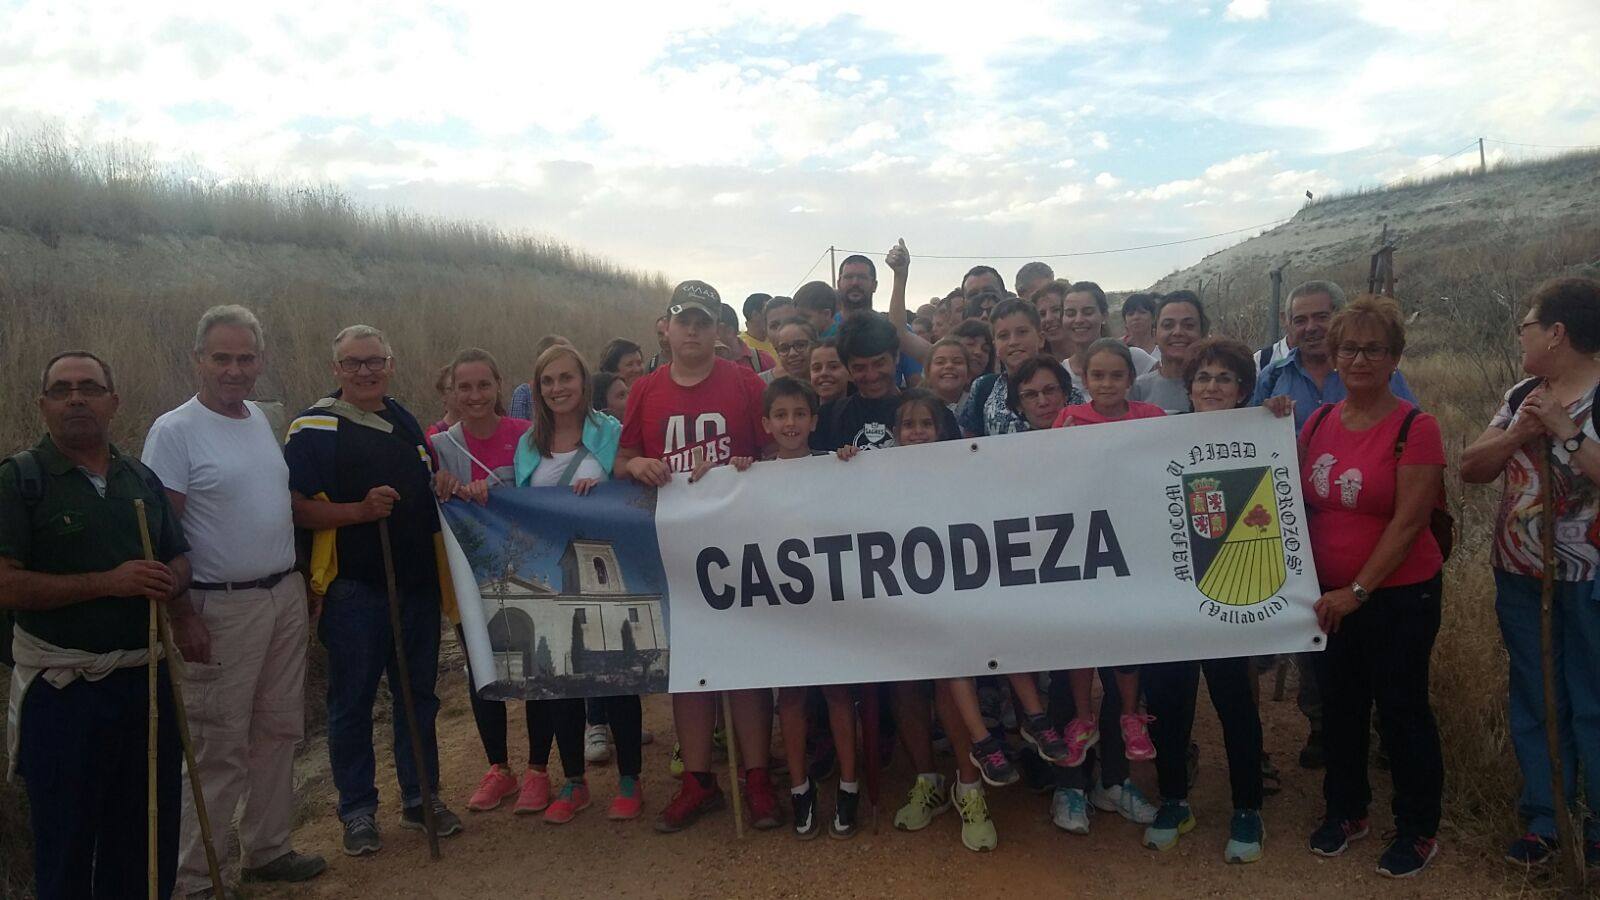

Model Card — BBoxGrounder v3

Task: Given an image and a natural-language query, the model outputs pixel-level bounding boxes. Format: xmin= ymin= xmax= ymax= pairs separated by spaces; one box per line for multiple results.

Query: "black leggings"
xmin=1314 ymin=575 xmax=1443 ymax=837
xmin=1144 ymin=657 xmax=1263 ymax=810
xmin=465 ymin=673 xmax=585 ymax=776
xmin=593 ymin=695 xmax=644 ymax=778
xmin=1049 ymin=668 xmax=1129 ymax=791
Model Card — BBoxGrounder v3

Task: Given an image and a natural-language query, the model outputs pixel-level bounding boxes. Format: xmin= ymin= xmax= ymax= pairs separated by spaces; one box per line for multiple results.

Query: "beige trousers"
xmin=174 ymin=573 xmax=308 ymax=896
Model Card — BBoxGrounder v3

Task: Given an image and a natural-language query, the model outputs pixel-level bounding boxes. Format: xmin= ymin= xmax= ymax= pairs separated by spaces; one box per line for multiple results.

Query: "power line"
xmin=829 ymin=216 xmax=1291 ymax=263
xmin=790 ymin=246 xmax=830 ymax=292
xmin=1485 ymin=137 xmax=1600 ymax=151
xmin=1380 ymin=140 xmax=1481 ymax=188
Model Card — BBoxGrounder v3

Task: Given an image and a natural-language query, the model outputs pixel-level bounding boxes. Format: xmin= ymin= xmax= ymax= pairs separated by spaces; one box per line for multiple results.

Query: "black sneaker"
xmin=830 ymin=787 xmax=859 ymax=840
xmin=792 ymin=784 xmax=822 ymax=840
xmin=1299 ymin=730 xmax=1325 ymax=769
xmin=1307 ymin=817 xmax=1369 ymax=857
xmin=401 ymin=798 xmax=464 ymax=837
xmin=1019 ymin=714 xmax=1070 ymax=763
xmin=342 ymin=814 xmax=381 ymax=856
xmin=1377 ymin=833 xmax=1439 ymax=878
xmin=241 ymin=849 xmax=327 ymax=883
xmin=1504 ymin=833 xmax=1556 ymax=866
xmin=1017 ymin=751 xmax=1055 ymax=795
xmin=968 ymin=734 xmax=1019 ymax=787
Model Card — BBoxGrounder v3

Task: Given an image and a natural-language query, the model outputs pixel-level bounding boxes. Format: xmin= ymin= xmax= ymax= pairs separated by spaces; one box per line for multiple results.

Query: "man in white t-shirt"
xmin=142 ymin=306 xmax=326 ymax=896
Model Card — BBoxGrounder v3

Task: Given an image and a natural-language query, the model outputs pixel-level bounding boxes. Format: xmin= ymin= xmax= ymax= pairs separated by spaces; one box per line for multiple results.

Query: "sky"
xmin=3 ymin=0 xmax=1598 ymax=314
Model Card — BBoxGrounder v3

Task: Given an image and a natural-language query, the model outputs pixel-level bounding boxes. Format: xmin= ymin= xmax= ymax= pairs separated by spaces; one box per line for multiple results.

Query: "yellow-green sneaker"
xmin=957 ymin=785 xmax=998 ymax=852
xmin=893 ymin=775 xmax=951 ymax=832
xmin=668 ymin=742 xmax=685 ymax=779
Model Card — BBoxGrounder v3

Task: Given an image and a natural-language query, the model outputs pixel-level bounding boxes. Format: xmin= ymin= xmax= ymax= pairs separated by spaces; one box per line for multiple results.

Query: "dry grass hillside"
xmin=0 ymin=135 xmax=670 ymax=457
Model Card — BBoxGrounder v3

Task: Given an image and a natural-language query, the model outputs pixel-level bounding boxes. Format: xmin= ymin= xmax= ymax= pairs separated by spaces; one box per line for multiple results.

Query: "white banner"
xmin=656 ymin=407 xmax=1322 ymax=692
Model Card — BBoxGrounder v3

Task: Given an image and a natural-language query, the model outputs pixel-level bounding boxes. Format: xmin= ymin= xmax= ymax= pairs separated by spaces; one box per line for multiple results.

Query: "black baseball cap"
xmin=668 ymin=280 xmax=722 ymax=320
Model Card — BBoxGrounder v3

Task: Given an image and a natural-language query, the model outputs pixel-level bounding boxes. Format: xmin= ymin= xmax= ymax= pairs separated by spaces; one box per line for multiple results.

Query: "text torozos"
xmin=694 ymin=510 xmax=1129 ymax=610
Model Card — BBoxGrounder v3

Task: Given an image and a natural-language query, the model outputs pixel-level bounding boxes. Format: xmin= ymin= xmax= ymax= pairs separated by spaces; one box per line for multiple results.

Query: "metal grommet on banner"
xmin=698 ymin=678 xmax=707 ymax=686
xmin=987 ymin=659 xmax=998 ymax=670
xmin=1311 ymin=636 xmax=1323 ymax=646
xmin=969 ymin=443 xmax=979 ymax=453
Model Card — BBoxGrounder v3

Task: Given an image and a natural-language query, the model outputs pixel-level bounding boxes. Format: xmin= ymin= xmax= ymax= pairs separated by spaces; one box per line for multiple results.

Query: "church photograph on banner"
xmin=440 ymin=482 xmax=670 ymax=701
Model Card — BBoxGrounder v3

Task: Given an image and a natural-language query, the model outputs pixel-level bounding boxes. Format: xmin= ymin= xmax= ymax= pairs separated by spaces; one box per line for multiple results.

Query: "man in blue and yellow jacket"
xmin=284 ymin=324 xmax=462 ymax=857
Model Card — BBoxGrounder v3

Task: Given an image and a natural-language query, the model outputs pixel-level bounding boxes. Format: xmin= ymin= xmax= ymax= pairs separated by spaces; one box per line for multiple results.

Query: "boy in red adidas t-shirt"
xmin=615 ymin=280 xmax=781 ymax=834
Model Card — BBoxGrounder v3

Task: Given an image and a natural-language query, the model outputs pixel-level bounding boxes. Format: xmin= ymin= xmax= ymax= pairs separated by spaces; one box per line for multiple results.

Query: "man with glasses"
xmin=143 ymin=306 xmax=326 ymax=896
xmin=284 ymin=324 xmax=463 ymax=856
xmin=0 ymin=351 xmax=193 ymax=898
xmin=1252 ymin=283 xmax=1419 ymax=430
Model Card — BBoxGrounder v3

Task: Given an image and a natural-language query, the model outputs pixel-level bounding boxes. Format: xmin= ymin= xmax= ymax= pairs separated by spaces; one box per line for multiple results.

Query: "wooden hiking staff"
xmin=136 ymin=498 xmax=157 ymax=900
xmin=1536 ymin=447 xmax=1586 ymax=889
xmin=721 ymin=692 xmax=745 ymax=839
xmin=379 ymin=519 xmax=442 ymax=860
xmin=135 ymin=500 xmax=227 ymax=898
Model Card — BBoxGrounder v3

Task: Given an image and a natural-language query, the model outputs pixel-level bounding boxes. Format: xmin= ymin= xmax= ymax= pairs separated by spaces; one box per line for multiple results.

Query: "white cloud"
xmin=1225 ymin=0 xmax=1269 ymax=20
xmin=1094 ymin=172 xmax=1121 ymax=188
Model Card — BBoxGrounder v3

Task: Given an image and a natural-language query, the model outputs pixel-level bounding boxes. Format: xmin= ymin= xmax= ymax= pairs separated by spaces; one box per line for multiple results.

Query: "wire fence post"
xmin=1269 ymin=265 xmax=1285 ymax=343
xmin=829 ymin=246 xmax=836 ymax=287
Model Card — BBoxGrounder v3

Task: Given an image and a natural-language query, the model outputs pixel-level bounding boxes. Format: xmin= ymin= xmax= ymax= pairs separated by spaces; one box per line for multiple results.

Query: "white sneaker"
xmin=1051 ymin=788 xmax=1090 ymax=835
xmin=584 ymin=724 xmax=613 ymax=764
xmin=1089 ymin=778 xmax=1158 ymax=824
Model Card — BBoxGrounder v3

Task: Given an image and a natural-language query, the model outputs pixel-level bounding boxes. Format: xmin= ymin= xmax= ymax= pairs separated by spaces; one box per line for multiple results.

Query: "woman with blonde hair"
xmin=512 ymin=344 xmax=646 ymax=823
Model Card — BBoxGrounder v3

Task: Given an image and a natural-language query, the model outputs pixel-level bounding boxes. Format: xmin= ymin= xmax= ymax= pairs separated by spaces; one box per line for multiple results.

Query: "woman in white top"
xmin=1035 ymin=280 xmax=1157 ymax=394
xmin=511 ymin=345 xmax=645 ymax=823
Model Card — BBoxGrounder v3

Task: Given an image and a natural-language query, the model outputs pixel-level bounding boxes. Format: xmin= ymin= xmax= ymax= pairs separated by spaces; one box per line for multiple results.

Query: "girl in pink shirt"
xmin=1052 ymin=339 xmax=1160 ymax=765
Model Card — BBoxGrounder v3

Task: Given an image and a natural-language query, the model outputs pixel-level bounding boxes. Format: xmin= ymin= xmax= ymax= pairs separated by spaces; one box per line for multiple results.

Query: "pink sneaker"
xmin=1062 ymin=717 xmax=1100 ymax=768
xmin=607 ymin=775 xmax=643 ymax=821
xmin=466 ymin=764 xmax=519 ymax=812
xmin=543 ymin=781 xmax=592 ymax=824
xmin=514 ymin=769 xmax=552 ymax=815
xmin=1121 ymin=713 xmax=1157 ymax=761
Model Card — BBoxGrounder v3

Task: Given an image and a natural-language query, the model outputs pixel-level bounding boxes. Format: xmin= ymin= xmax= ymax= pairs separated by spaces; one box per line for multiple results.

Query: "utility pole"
xmin=1269 ymin=266 xmax=1285 ymax=343
xmin=1479 ymin=137 xmax=1487 ymax=176
xmin=829 ymin=246 xmax=837 ymax=286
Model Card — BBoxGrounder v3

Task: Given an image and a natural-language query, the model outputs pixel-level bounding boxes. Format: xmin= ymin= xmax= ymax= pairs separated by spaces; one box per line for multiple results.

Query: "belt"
xmin=190 ymin=569 xmax=295 ymax=593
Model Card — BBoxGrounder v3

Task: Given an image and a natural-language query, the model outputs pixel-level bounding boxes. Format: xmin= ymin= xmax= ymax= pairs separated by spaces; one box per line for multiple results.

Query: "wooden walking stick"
xmin=136 ymin=499 xmax=159 ymax=900
xmin=721 ymin=692 xmax=745 ymax=839
xmin=1536 ymin=446 xmax=1587 ymax=889
xmin=379 ymin=519 xmax=442 ymax=860
xmin=135 ymin=500 xmax=227 ymax=898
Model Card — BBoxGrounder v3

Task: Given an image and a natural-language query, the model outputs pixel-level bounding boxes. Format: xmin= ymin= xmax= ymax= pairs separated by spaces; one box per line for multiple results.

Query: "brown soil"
xmin=247 ymin=660 xmax=1548 ymax=900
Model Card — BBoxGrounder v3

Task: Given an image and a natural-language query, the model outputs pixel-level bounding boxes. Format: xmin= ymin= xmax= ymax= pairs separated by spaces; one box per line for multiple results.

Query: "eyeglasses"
xmin=1333 ymin=344 xmax=1392 ymax=361
xmin=42 ymin=382 xmax=110 ymax=400
xmin=1192 ymin=372 xmax=1239 ymax=387
xmin=776 ymin=341 xmax=813 ymax=355
xmin=1018 ymin=384 xmax=1065 ymax=403
xmin=337 ymin=356 xmax=392 ymax=374
xmin=1515 ymin=319 xmax=1541 ymax=335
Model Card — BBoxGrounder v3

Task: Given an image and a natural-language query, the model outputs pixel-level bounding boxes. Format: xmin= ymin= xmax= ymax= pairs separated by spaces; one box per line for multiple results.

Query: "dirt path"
xmin=248 ymin=660 xmax=1543 ymax=900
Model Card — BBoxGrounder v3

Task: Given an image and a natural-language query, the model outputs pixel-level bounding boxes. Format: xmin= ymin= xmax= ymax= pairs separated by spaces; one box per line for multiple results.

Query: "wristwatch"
xmin=1350 ymin=582 xmax=1371 ymax=604
xmin=1564 ymin=431 xmax=1587 ymax=454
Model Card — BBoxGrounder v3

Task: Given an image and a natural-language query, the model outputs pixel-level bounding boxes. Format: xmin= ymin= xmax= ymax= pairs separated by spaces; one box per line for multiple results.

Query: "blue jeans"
xmin=18 ymin=664 xmax=181 ymax=900
xmin=1494 ymin=569 xmax=1600 ymax=840
xmin=319 ymin=577 xmax=442 ymax=822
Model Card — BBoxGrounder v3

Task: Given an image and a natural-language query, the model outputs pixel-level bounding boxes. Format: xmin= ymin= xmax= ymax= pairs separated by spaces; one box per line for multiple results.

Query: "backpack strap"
xmin=1306 ymin=403 xmax=1336 ymax=440
xmin=9 ymin=450 xmax=44 ymax=504
xmin=1506 ymin=377 xmax=1544 ymax=418
xmin=1395 ymin=407 xmax=1422 ymax=459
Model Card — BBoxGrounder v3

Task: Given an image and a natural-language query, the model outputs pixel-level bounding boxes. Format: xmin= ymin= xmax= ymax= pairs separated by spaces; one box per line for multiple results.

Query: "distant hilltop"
xmin=1145 ymin=149 xmax=1600 ymax=329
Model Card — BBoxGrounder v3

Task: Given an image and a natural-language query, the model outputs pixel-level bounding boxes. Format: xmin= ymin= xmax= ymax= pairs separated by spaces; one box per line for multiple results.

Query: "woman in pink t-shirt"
xmin=1297 ymin=297 xmax=1446 ymax=878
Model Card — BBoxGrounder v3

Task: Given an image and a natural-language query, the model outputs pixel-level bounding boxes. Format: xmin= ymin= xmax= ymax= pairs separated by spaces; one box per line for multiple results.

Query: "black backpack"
xmin=0 ymin=450 xmax=165 ymax=668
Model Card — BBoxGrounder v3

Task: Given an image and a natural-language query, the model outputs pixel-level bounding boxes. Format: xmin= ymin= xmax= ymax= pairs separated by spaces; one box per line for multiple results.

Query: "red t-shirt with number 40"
xmin=620 ymin=357 xmax=769 ymax=473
